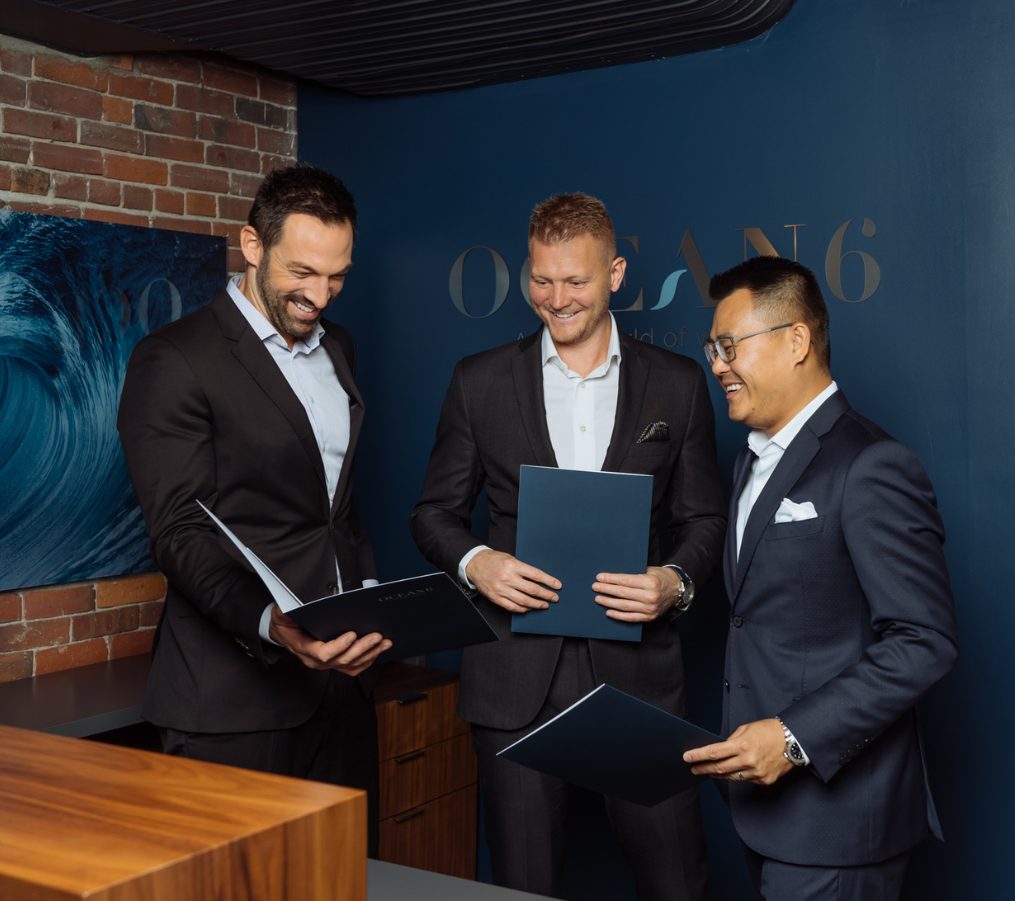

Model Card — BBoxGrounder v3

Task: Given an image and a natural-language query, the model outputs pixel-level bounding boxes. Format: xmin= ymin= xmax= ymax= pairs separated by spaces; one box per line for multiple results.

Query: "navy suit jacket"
xmin=723 ymin=389 xmax=958 ymax=866
xmin=411 ymin=328 xmax=726 ymax=730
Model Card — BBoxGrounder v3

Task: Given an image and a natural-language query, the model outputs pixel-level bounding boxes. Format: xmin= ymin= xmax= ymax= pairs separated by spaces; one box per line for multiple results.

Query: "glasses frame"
xmin=703 ymin=322 xmax=793 ymax=365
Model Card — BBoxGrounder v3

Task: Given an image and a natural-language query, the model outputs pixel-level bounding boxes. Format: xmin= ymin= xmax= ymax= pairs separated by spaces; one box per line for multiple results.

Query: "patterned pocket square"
xmin=636 ymin=421 xmax=670 ymax=444
xmin=774 ymin=498 xmax=818 ymax=523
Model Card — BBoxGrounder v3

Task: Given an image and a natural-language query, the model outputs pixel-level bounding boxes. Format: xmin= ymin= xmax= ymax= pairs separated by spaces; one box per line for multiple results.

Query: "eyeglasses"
xmin=703 ymin=323 xmax=793 ymax=365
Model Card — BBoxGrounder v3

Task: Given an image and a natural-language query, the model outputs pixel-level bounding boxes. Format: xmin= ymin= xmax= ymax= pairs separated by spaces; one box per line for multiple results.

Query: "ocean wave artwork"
xmin=0 ymin=210 xmax=224 ymax=592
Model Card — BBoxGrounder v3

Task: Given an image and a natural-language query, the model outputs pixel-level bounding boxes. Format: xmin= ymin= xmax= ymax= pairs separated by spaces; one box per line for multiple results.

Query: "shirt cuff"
xmin=258 ymin=603 xmax=281 ymax=646
xmin=362 ymin=578 xmax=379 ymax=588
xmin=458 ymin=545 xmax=491 ymax=589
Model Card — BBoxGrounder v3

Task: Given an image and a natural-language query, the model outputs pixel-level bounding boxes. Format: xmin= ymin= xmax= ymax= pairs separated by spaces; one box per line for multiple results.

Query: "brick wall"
xmin=0 ymin=34 xmax=298 ymax=682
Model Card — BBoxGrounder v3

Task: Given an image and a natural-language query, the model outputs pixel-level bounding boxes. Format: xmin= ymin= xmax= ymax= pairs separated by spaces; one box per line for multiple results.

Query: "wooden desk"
xmin=0 ymin=725 xmax=366 ymax=901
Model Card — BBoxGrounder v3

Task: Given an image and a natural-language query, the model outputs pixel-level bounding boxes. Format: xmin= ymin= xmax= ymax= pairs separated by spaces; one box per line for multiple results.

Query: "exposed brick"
xmin=256 ymin=127 xmax=295 ymax=156
xmin=71 ymin=606 xmax=140 ymax=641
xmin=0 ymin=48 xmax=32 ymax=76
xmin=205 ymin=143 xmax=260 ymax=172
xmin=229 ymin=171 xmax=263 ymax=197
xmin=123 ymin=184 xmax=153 ymax=211
xmin=0 ymin=618 xmax=71 ymax=653
xmin=137 ymin=601 xmax=164 ymax=628
xmin=203 ymin=62 xmax=258 ymax=96
xmin=0 ymin=165 xmax=9 ymax=192
xmin=186 ymin=191 xmax=217 ymax=217
xmin=155 ymin=188 xmax=185 ymax=214
xmin=0 ymin=72 xmax=26 ymax=106
xmin=29 ymin=80 xmax=103 ymax=119
xmin=0 ymin=134 xmax=31 ymax=163
xmin=136 ymin=55 xmax=203 ymax=83
xmin=80 ymin=120 xmax=143 ymax=153
xmin=170 ymin=163 xmax=229 ymax=192
xmin=0 ymin=593 xmax=20 ymax=624
xmin=88 ymin=178 xmax=121 ymax=206
xmin=227 ymin=246 xmax=245 ymax=274
xmin=134 ymin=103 xmax=196 ymax=137
xmin=34 ymin=55 xmax=108 ymax=92
xmin=11 ymin=167 xmax=49 ymax=195
xmin=103 ymin=153 xmax=169 ymax=186
xmin=83 ymin=208 xmax=150 ymax=228
xmin=23 ymin=585 xmax=94 ymax=620
xmin=235 ymin=97 xmax=268 ymax=126
xmin=35 ymin=638 xmax=109 ymax=675
xmin=144 ymin=132 xmax=204 ymax=163
xmin=108 ymin=71 xmax=174 ymax=105
xmin=152 ymin=216 xmax=213 ymax=235
xmin=0 ymin=652 xmax=32 ymax=683
xmin=34 ymin=142 xmax=103 ymax=175
xmin=260 ymin=153 xmax=292 ymax=176
xmin=4 ymin=107 xmax=77 ymax=142
xmin=3 ymin=200 xmax=82 ymax=217
xmin=197 ymin=116 xmax=255 ymax=148
xmin=107 ymin=55 xmax=135 ymax=71
xmin=175 ymin=83 xmax=235 ymax=117
xmin=53 ymin=173 xmax=88 ymax=201
xmin=259 ymin=75 xmax=296 ymax=107
xmin=217 ymin=194 xmax=251 ymax=222
xmin=102 ymin=94 xmax=133 ymax=124
xmin=95 ymin=572 xmax=166 ymax=608
xmin=109 ymin=629 xmax=156 ymax=659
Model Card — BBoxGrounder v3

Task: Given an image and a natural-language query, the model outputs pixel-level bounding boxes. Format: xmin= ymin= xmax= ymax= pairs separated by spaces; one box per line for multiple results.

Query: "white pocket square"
xmin=774 ymin=498 xmax=818 ymax=523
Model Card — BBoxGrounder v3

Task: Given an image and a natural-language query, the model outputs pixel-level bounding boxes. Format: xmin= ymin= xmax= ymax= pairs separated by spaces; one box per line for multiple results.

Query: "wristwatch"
xmin=670 ymin=565 xmax=695 ymax=613
xmin=776 ymin=716 xmax=806 ymax=766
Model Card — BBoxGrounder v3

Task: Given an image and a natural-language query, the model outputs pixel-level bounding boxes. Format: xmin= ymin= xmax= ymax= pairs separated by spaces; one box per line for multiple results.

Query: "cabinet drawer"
xmin=376 ymin=680 xmax=467 ymax=760
xmin=378 ymin=784 xmax=478 ymax=880
xmin=378 ymin=732 xmax=477 ymax=819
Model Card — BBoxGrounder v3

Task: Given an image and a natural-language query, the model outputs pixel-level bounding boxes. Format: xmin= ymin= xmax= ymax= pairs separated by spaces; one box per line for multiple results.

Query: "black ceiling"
xmin=7 ymin=0 xmax=796 ymax=97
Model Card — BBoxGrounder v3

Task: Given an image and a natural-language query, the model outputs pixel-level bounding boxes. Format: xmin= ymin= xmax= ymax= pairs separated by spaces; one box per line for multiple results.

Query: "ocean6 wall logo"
xmin=448 ymin=219 xmax=881 ymax=321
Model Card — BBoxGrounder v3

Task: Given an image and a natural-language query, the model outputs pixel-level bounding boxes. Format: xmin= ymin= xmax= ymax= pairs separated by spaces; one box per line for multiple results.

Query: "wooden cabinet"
xmin=374 ymin=663 xmax=477 ymax=880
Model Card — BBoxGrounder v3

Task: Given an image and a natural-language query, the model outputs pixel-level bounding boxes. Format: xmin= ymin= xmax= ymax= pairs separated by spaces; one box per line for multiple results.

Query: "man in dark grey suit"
xmin=411 ymin=193 xmax=725 ymax=900
xmin=118 ymin=165 xmax=389 ymax=844
xmin=684 ymin=256 xmax=958 ymax=899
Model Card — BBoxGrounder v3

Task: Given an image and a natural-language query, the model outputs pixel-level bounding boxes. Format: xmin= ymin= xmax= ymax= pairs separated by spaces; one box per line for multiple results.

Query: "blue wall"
xmin=299 ymin=0 xmax=1015 ymax=896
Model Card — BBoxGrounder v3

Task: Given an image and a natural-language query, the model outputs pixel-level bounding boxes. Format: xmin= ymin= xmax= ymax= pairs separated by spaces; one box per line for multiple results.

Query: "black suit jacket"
xmin=117 ymin=291 xmax=376 ymax=733
xmin=723 ymin=390 xmax=958 ymax=866
xmin=411 ymin=328 xmax=726 ymax=730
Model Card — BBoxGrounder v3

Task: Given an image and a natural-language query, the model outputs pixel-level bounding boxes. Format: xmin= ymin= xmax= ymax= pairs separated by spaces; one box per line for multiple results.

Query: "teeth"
xmin=553 ymin=312 xmax=577 ymax=319
xmin=725 ymin=383 xmax=742 ymax=394
xmin=293 ymin=300 xmax=314 ymax=313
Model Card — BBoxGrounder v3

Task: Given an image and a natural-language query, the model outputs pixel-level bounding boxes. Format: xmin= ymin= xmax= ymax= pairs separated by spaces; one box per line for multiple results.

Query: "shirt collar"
xmin=540 ymin=313 xmax=622 ymax=377
xmin=747 ymin=380 xmax=839 ymax=456
xmin=226 ymin=275 xmax=324 ymax=354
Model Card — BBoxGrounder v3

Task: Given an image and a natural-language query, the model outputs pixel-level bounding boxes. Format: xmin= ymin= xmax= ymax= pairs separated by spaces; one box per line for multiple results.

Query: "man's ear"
xmin=790 ymin=322 xmax=813 ymax=364
xmin=239 ymin=225 xmax=264 ymax=271
xmin=609 ymin=256 xmax=628 ymax=292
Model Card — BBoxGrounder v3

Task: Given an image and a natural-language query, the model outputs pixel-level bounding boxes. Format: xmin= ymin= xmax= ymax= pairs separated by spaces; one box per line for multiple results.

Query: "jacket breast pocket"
xmin=764 ymin=515 xmax=826 ymax=540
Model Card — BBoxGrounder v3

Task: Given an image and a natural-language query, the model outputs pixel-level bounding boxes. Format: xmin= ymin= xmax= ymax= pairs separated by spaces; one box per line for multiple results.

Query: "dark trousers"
xmin=161 ymin=673 xmax=379 ymax=855
xmin=472 ymin=639 xmax=710 ymax=901
xmin=743 ymin=845 xmax=910 ymax=901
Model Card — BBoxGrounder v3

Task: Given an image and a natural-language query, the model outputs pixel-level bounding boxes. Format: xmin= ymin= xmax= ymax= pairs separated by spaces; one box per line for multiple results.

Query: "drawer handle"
xmin=394 ymin=750 xmax=425 ymax=765
xmin=393 ymin=807 xmax=426 ymax=824
xmin=394 ymin=691 xmax=427 ymax=706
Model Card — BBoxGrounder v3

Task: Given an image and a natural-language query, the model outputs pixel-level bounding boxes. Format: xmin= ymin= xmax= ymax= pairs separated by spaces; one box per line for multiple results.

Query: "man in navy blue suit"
xmin=684 ymin=256 xmax=958 ymax=900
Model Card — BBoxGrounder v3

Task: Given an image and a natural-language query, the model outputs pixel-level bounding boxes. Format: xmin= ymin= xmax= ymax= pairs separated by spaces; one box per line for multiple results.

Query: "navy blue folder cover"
xmin=497 ymin=684 xmax=720 ymax=806
xmin=512 ymin=465 xmax=652 ymax=642
xmin=289 ymin=572 xmax=497 ymax=662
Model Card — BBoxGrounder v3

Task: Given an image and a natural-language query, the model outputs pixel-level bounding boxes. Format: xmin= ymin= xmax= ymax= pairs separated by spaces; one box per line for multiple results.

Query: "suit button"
xmin=724 ymin=680 xmax=730 ymax=692
xmin=731 ymin=615 xmax=744 ymax=628
xmin=327 ymin=583 xmax=339 ymax=595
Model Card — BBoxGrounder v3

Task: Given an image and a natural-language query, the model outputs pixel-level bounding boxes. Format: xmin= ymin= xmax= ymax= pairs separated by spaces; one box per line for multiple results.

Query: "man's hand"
xmin=466 ymin=549 xmax=560 ymax=614
xmin=593 ymin=566 xmax=683 ymax=622
xmin=682 ymin=718 xmax=794 ymax=786
xmin=269 ymin=606 xmax=391 ymax=676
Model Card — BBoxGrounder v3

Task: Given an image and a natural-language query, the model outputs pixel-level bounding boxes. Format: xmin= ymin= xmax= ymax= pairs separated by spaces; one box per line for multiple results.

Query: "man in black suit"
xmin=118 ymin=165 xmax=389 ymax=840
xmin=411 ymin=193 xmax=726 ymax=900
xmin=684 ymin=257 xmax=958 ymax=899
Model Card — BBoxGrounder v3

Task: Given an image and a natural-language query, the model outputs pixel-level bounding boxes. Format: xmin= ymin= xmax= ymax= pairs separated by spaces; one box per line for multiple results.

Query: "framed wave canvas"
xmin=0 ymin=210 xmax=225 ymax=592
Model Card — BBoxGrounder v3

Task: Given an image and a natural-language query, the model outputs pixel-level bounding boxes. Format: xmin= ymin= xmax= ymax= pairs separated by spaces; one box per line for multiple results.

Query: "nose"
xmin=304 ymin=276 xmax=333 ymax=309
xmin=548 ymin=283 xmax=570 ymax=309
xmin=710 ymin=351 xmax=729 ymax=378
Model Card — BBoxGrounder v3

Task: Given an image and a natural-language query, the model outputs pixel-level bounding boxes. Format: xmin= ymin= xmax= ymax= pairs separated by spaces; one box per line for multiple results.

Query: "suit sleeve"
xmin=410 ymin=360 xmax=488 ymax=576
xmin=660 ymin=362 xmax=727 ymax=583
xmin=117 ymin=334 xmax=272 ymax=657
xmin=779 ymin=440 xmax=959 ymax=783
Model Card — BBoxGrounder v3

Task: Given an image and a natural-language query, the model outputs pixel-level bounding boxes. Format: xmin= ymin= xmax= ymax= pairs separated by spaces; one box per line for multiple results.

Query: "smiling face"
xmin=241 ymin=212 xmax=354 ymax=347
xmin=528 ymin=234 xmax=625 ymax=353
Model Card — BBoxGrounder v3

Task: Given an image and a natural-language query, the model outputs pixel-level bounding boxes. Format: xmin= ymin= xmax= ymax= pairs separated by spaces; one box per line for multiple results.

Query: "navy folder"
xmin=197 ymin=501 xmax=496 ymax=661
xmin=512 ymin=465 xmax=652 ymax=642
xmin=497 ymin=684 xmax=721 ymax=806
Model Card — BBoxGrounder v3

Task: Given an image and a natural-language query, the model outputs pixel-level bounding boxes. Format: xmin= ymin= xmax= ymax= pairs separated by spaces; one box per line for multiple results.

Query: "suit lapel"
xmin=725 ymin=445 xmax=755 ymax=596
xmin=601 ymin=332 xmax=649 ymax=473
xmin=511 ymin=330 xmax=557 ymax=467
xmin=322 ymin=328 xmax=363 ymax=517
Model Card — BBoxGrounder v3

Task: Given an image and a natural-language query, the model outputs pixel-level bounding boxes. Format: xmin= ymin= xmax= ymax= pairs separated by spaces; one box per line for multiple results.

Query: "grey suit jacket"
xmin=118 ymin=291 xmax=376 ymax=733
xmin=411 ymin=328 xmax=726 ymax=730
xmin=723 ymin=390 xmax=958 ymax=866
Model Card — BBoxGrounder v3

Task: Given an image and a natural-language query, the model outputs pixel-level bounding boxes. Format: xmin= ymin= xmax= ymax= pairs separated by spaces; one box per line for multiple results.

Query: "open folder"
xmin=197 ymin=500 xmax=496 ymax=661
xmin=497 ymin=684 xmax=720 ymax=806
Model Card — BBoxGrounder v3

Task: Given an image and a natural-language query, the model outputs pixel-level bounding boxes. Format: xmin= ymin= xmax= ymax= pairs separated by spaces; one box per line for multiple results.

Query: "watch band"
xmin=670 ymin=564 xmax=694 ymax=613
xmin=776 ymin=716 xmax=806 ymax=766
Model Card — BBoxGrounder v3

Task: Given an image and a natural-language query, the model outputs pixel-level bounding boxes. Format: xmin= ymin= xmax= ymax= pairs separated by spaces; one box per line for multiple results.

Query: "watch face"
xmin=789 ymin=742 xmax=804 ymax=762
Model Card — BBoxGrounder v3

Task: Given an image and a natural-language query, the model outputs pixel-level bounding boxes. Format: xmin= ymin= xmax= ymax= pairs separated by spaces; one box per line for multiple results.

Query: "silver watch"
xmin=777 ymin=717 xmax=806 ymax=766
xmin=671 ymin=565 xmax=695 ymax=612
